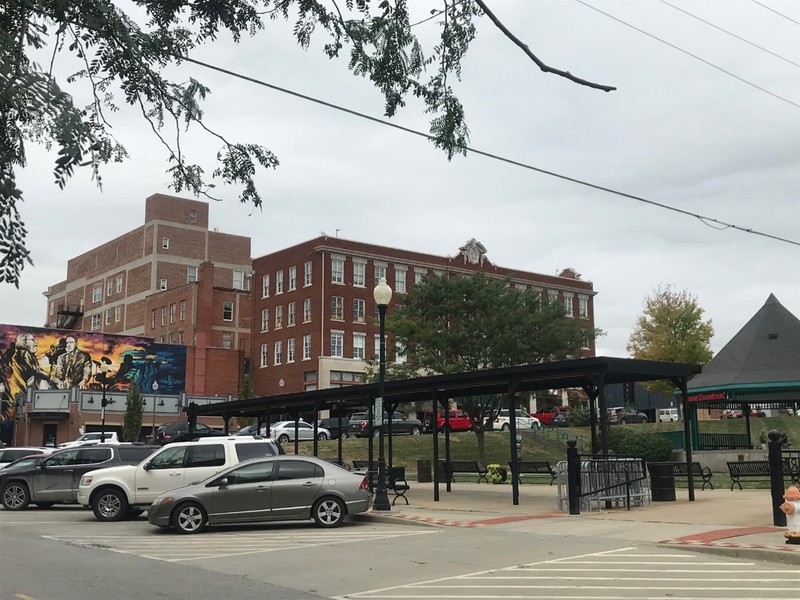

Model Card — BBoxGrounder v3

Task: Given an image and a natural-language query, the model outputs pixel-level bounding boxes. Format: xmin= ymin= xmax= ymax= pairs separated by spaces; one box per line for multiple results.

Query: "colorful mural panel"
xmin=0 ymin=324 xmax=187 ymax=420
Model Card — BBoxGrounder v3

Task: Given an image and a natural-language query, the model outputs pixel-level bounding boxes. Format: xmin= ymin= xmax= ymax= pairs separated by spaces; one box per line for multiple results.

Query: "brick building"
xmin=250 ymin=236 xmax=597 ymax=398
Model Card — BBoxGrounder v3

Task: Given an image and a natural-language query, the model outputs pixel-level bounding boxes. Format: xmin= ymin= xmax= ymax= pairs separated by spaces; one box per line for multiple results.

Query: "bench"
xmin=352 ymin=461 xmax=410 ymax=503
xmin=509 ymin=461 xmax=557 ymax=485
xmin=727 ymin=460 xmax=770 ymax=490
xmin=439 ymin=460 xmax=489 ymax=484
xmin=657 ymin=461 xmax=714 ymax=490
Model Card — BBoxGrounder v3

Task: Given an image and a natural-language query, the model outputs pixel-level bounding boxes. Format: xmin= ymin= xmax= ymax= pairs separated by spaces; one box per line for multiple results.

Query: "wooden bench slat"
xmin=509 ymin=461 xmax=557 ymax=485
xmin=439 ymin=460 xmax=489 ymax=483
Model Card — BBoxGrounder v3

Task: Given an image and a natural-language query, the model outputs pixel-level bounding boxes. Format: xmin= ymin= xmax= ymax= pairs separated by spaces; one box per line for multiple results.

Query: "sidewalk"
xmin=360 ymin=481 xmax=800 ymax=565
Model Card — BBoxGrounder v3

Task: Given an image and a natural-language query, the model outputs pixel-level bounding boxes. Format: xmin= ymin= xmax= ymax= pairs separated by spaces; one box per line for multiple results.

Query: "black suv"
xmin=153 ymin=422 xmax=226 ymax=445
xmin=347 ymin=411 xmax=423 ymax=438
xmin=0 ymin=444 xmax=158 ymax=511
xmin=316 ymin=417 xmax=350 ymax=439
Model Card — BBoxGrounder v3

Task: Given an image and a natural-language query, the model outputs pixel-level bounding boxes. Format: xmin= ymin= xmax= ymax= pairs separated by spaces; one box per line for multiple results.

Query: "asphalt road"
xmin=2 ymin=505 xmax=798 ymax=599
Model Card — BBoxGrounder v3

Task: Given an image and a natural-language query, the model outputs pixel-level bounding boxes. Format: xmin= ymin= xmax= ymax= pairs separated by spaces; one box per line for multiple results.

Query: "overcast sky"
xmin=3 ymin=0 xmax=798 ymax=359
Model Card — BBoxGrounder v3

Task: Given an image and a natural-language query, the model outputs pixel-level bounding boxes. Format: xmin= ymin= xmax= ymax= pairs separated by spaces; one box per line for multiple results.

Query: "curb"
xmin=660 ymin=541 xmax=800 ymax=566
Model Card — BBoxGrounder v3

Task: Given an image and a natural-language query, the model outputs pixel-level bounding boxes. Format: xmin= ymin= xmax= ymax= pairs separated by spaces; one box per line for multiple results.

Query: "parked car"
xmin=608 ymin=407 xmax=648 ymax=424
xmin=550 ymin=412 xmax=571 ymax=427
xmin=269 ymin=421 xmax=331 ymax=444
xmin=316 ymin=418 xmax=350 ymax=439
xmin=1 ymin=444 xmax=158 ymax=511
xmin=658 ymin=408 xmax=680 ymax=422
xmin=347 ymin=412 xmax=423 ymax=438
xmin=147 ymin=455 xmax=371 ymax=533
xmin=235 ymin=423 xmax=268 ymax=436
xmin=0 ymin=454 xmax=51 ymax=474
xmin=153 ymin=422 xmax=226 ymax=445
xmin=420 ymin=410 xmax=474 ymax=433
xmin=78 ymin=435 xmax=282 ymax=521
xmin=58 ymin=432 xmax=121 ymax=448
xmin=0 ymin=446 xmax=53 ymax=468
xmin=489 ymin=409 xmax=541 ymax=431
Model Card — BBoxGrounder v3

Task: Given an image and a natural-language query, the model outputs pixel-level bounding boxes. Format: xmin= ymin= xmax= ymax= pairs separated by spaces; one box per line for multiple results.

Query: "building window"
xmin=223 ymin=301 xmax=234 ymax=321
xmin=233 ymin=270 xmax=245 ymax=290
xmin=179 ymin=300 xmax=186 ymax=321
xmin=186 ymin=266 xmax=198 ymax=284
xmin=105 ymin=309 xmax=112 ymax=325
xmin=374 ymin=263 xmax=386 ymax=285
xmin=303 ymin=335 xmax=312 ymax=360
xmin=160 ymin=278 xmax=167 ymax=290
xmin=275 ymin=270 xmax=284 ymax=294
xmin=563 ymin=295 xmax=574 ymax=317
xmin=114 ymin=305 xmax=122 ymax=323
xmin=222 ymin=332 xmax=233 ymax=349
xmin=331 ymin=256 xmax=344 ymax=284
xmin=287 ymin=338 xmax=295 ymax=363
xmin=581 ymin=337 xmax=590 ymax=350
xmin=353 ymin=261 xmax=365 ymax=287
xmin=579 ymin=295 xmax=589 ymax=319
xmin=151 ymin=309 xmax=157 ymax=329
xmin=159 ymin=335 xmax=165 ymax=343
xmin=92 ymin=285 xmax=102 ymax=303
xmin=91 ymin=314 xmax=101 ymax=330
xmin=190 ymin=209 xmax=197 ymax=223
xmin=116 ymin=274 xmax=123 ymax=293
xmin=49 ymin=301 xmax=54 ymax=316
xmin=169 ymin=333 xmax=176 ymax=344
xmin=353 ymin=299 xmax=365 ymax=323
xmin=288 ymin=302 xmax=296 ymax=326
xmin=395 ymin=268 xmax=407 ymax=294
xmin=179 ymin=330 xmax=185 ymax=344
xmin=261 ymin=308 xmax=269 ymax=332
xmin=303 ymin=298 xmax=312 ymax=322
xmin=106 ymin=280 xmax=113 ymax=297
xmin=275 ymin=305 xmax=283 ymax=328
xmin=262 ymin=274 xmax=270 ymax=298
xmin=353 ymin=333 xmax=366 ymax=359
xmin=169 ymin=303 xmax=176 ymax=324
xmin=162 ymin=237 xmax=169 ymax=249
xmin=260 ymin=344 xmax=269 ymax=368
xmin=374 ymin=334 xmax=381 ymax=360
xmin=414 ymin=269 xmax=426 ymax=284
xmin=331 ymin=296 xmax=344 ymax=320
xmin=330 ymin=371 xmax=366 ymax=387
xmin=274 ymin=340 xmax=282 ymax=365
xmin=161 ymin=306 xmax=167 ymax=326
xmin=304 ymin=370 xmax=317 ymax=391
xmin=330 ymin=331 xmax=344 ymax=357
xmin=303 ymin=261 xmax=312 ymax=286
xmin=288 ymin=266 xmax=297 ymax=291
xmin=395 ymin=341 xmax=406 ymax=364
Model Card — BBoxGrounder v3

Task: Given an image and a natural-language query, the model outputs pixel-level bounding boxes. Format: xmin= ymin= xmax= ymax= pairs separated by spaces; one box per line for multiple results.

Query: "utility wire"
xmin=180 ymin=55 xmax=800 ymax=248
xmin=750 ymin=0 xmax=800 ymax=26
xmin=659 ymin=0 xmax=800 ymax=68
xmin=575 ymin=0 xmax=800 ymax=109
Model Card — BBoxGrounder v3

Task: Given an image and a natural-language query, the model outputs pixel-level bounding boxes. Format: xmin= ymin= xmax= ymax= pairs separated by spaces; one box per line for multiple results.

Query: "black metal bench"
xmin=509 ymin=460 xmax=557 ymax=485
xmin=727 ymin=460 xmax=770 ymax=490
xmin=389 ymin=466 xmax=410 ymax=505
xmin=663 ymin=461 xmax=714 ymax=490
xmin=439 ymin=460 xmax=489 ymax=483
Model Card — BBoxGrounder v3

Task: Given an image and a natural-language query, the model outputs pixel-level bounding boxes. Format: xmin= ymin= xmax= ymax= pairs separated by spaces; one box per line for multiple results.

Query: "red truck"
xmin=533 ymin=406 xmax=569 ymax=427
xmin=420 ymin=410 xmax=475 ymax=433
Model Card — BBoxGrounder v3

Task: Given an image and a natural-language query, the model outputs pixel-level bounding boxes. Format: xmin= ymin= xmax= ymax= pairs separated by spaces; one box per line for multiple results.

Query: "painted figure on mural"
xmin=8 ymin=332 xmax=54 ymax=393
xmin=51 ymin=335 xmax=93 ymax=389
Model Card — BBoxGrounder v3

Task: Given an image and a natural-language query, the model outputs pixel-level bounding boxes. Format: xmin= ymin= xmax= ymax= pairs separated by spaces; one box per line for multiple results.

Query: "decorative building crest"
xmin=459 ymin=238 xmax=487 ymax=265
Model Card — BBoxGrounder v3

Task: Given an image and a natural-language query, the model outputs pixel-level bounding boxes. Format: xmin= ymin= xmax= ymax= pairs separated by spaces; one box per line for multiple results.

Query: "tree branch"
xmin=474 ymin=0 xmax=616 ymax=92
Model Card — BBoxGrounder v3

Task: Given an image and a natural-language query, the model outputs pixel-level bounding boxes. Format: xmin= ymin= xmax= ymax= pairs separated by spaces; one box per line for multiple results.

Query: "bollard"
xmin=779 ymin=485 xmax=800 ymax=545
xmin=567 ymin=438 xmax=580 ymax=515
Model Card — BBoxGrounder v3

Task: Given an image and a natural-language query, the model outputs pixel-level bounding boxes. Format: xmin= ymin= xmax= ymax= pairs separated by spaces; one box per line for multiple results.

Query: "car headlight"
xmin=151 ymin=496 xmax=174 ymax=506
xmin=80 ymin=476 xmax=92 ymax=486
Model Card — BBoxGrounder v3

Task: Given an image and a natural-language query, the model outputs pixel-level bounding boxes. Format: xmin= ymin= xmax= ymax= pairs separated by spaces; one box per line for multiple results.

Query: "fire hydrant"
xmin=779 ymin=485 xmax=800 ymax=545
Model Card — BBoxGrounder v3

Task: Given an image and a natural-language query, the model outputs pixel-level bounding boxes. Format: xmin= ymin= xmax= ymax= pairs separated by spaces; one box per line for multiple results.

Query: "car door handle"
xmin=302 ymin=482 xmax=315 ymax=487
xmin=255 ymin=486 xmax=268 ymax=492
xmin=170 ymin=472 xmax=182 ymax=476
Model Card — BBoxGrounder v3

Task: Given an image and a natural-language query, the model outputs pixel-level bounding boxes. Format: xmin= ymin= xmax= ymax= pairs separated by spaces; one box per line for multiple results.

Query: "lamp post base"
xmin=373 ymin=457 xmax=391 ymax=511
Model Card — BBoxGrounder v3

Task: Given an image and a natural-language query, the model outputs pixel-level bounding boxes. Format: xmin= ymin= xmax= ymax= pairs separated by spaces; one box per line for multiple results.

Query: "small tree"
xmin=237 ymin=375 xmax=256 ymax=428
xmin=122 ymin=383 xmax=144 ymax=442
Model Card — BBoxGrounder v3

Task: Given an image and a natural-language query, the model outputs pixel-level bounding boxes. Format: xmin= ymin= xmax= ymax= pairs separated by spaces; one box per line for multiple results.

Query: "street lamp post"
xmin=372 ymin=276 xmax=393 ymax=512
xmin=151 ymin=381 xmax=159 ymax=437
xmin=99 ymin=362 xmax=111 ymax=443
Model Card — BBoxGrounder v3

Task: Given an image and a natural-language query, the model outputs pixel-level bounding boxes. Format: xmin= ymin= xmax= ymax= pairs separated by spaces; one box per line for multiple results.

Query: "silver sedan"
xmin=147 ymin=456 xmax=371 ymax=534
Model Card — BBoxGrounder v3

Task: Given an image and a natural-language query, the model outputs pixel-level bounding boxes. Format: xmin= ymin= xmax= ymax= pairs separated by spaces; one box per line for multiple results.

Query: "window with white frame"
xmin=190 ymin=209 xmax=197 ymax=223
xmin=162 ymin=237 xmax=169 ymax=249
xmin=161 ymin=306 xmax=167 ymax=326
xmin=287 ymin=338 xmax=295 ymax=363
xmin=91 ymin=314 xmax=101 ymax=330
xmin=303 ymin=334 xmax=312 ymax=360
xmin=395 ymin=267 xmax=407 ymax=294
xmin=106 ymin=280 xmax=113 ymax=297
xmin=179 ymin=330 xmax=185 ymax=344
xmin=151 ymin=310 xmax=157 ymax=329
xmin=303 ymin=261 xmax=312 ymax=286
xmin=581 ymin=336 xmax=591 ymax=350
xmin=92 ymin=285 xmax=102 ymax=303
xmin=353 ymin=333 xmax=366 ymax=359
xmin=116 ymin=274 xmax=123 ymax=293
xmin=183 ymin=265 xmax=196 ymax=284
xmin=331 ymin=256 xmax=344 ymax=284
xmin=330 ymin=331 xmax=344 ymax=357
xmin=49 ymin=301 xmax=54 ymax=316
xmin=222 ymin=332 xmax=232 ymax=349
xmin=288 ymin=302 xmax=296 ymax=326
xmin=261 ymin=308 xmax=269 ymax=332
xmin=373 ymin=334 xmax=385 ymax=360
xmin=114 ymin=305 xmax=122 ymax=323
xmin=304 ymin=370 xmax=317 ymax=391
xmin=274 ymin=340 xmax=282 ymax=365
xmin=160 ymin=278 xmax=167 ymax=290
xmin=179 ymin=300 xmax=186 ymax=321
xmin=169 ymin=304 xmax=176 ymax=323
xmin=579 ymin=295 xmax=589 ymax=319
xmin=260 ymin=344 xmax=269 ymax=367
xmin=275 ymin=305 xmax=283 ymax=328
xmin=353 ymin=298 xmax=365 ymax=323
xmin=303 ymin=298 xmax=312 ymax=322
xmin=262 ymin=274 xmax=270 ymax=298
xmin=374 ymin=263 xmax=386 ymax=285
xmin=105 ymin=309 xmax=112 ymax=325
xmin=275 ymin=270 xmax=284 ymax=294
xmin=395 ymin=340 xmax=406 ymax=364
xmin=233 ymin=270 xmax=245 ymax=290
xmin=414 ymin=268 xmax=427 ymax=284
xmin=563 ymin=294 xmax=574 ymax=317
xmin=331 ymin=296 xmax=344 ymax=320
xmin=353 ymin=260 xmax=366 ymax=287
xmin=223 ymin=301 xmax=234 ymax=321
xmin=288 ymin=266 xmax=296 ymax=291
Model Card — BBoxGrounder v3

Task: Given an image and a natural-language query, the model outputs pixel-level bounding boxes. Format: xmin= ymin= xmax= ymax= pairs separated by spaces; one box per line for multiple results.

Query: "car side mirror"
xmin=213 ymin=476 xmax=231 ymax=487
xmin=142 ymin=461 xmax=152 ymax=471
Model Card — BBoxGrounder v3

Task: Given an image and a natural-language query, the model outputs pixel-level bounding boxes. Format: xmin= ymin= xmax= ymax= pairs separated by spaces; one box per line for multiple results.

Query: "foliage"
xmin=569 ymin=405 xmax=590 ymax=427
xmin=121 ymin=383 xmax=143 ymax=442
xmin=1 ymin=1 xmax=613 ymax=286
xmin=627 ymin=284 xmax=714 ymax=395
xmin=236 ymin=375 xmax=256 ymax=427
xmin=608 ymin=427 xmax=673 ymax=463
xmin=486 ymin=463 xmax=507 ymax=484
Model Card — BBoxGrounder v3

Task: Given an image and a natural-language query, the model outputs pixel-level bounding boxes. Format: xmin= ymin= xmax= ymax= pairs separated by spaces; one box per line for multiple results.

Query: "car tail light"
xmin=163 ymin=433 xmax=171 ymax=439
xmin=359 ymin=476 xmax=369 ymax=490
xmin=360 ymin=420 xmax=367 ymax=429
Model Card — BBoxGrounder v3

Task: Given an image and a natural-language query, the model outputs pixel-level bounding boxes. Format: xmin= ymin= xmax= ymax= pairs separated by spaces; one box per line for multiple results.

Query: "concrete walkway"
xmin=361 ymin=481 xmax=800 ymax=565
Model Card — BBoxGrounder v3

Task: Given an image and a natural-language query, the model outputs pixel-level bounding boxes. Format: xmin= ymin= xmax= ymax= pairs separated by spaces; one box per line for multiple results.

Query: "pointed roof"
xmin=688 ymin=294 xmax=800 ymax=390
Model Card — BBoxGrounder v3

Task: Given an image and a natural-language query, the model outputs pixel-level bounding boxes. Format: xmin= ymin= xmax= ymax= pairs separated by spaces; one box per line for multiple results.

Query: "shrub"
xmin=569 ymin=405 xmax=590 ymax=427
xmin=609 ymin=428 xmax=672 ymax=462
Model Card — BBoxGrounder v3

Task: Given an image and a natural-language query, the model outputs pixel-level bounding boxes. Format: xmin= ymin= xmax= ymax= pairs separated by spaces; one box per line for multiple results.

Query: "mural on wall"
xmin=0 ymin=324 xmax=187 ymax=420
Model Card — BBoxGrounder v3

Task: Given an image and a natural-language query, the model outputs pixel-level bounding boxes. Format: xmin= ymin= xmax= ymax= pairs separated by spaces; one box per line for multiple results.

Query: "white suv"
xmin=491 ymin=409 xmax=541 ymax=431
xmin=77 ymin=435 xmax=281 ymax=521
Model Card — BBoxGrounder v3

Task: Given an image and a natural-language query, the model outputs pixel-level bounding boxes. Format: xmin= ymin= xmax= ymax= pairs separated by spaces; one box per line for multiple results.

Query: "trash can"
xmin=649 ymin=462 xmax=676 ymax=502
xmin=417 ymin=459 xmax=432 ymax=483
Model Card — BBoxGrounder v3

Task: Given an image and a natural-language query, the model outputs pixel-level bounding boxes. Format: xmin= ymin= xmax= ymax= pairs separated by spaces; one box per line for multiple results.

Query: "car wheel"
xmin=34 ymin=502 xmax=56 ymax=509
xmin=278 ymin=434 xmax=290 ymax=444
xmin=619 ymin=418 xmax=627 ymax=425
xmin=372 ymin=429 xmax=381 ymax=438
xmin=317 ymin=432 xmax=329 ymax=441
xmin=340 ymin=430 xmax=349 ymax=439
xmin=92 ymin=487 xmax=128 ymax=522
xmin=640 ymin=416 xmax=647 ymax=423
xmin=501 ymin=423 xmax=510 ymax=431
xmin=312 ymin=496 xmax=345 ymax=528
xmin=173 ymin=502 xmax=207 ymax=534
xmin=1 ymin=482 xmax=30 ymax=511
xmin=410 ymin=426 xmax=422 ymax=436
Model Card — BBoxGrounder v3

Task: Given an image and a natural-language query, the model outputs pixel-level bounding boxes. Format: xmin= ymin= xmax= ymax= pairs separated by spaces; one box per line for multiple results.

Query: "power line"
xmin=750 ymin=0 xmax=800 ymax=26
xmin=180 ymin=55 xmax=800 ymax=248
xmin=575 ymin=0 xmax=800 ymax=109
xmin=659 ymin=0 xmax=800 ymax=69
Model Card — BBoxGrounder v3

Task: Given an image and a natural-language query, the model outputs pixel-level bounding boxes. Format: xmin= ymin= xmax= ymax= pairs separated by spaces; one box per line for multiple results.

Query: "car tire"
xmin=619 ymin=418 xmax=626 ymax=425
xmin=92 ymin=487 xmax=128 ymax=522
xmin=277 ymin=434 xmax=290 ymax=444
xmin=317 ymin=432 xmax=329 ymax=441
xmin=410 ymin=426 xmax=422 ymax=436
xmin=501 ymin=423 xmax=510 ymax=432
xmin=372 ymin=429 xmax=381 ymax=438
xmin=34 ymin=502 xmax=55 ymax=509
xmin=312 ymin=496 xmax=345 ymax=528
xmin=1 ymin=482 xmax=30 ymax=511
xmin=173 ymin=502 xmax=207 ymax=534
xmin=340 ymin=430 xmax=349 ymax=440
xmin=640 ymin=416 xmax=647 ymax=423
